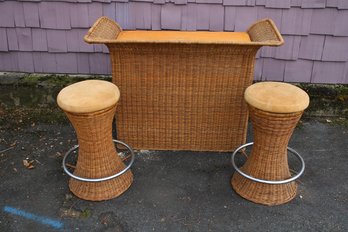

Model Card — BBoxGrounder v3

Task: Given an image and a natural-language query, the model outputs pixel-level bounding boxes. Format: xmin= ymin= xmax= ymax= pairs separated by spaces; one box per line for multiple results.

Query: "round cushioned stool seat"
xmin=57 ymin=80 xmax=120 ymax=114
xmin=244 ymin=82 xmax=309 ymax=113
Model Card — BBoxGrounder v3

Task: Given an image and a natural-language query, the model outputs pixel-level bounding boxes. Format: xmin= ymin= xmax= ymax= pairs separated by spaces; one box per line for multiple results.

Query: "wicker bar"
xmin=231 ymin=82 xmax=309 ymax=205
xmin=57 ymin=80 xmax=133 ymax=201
xmin=84 ymin=17 xmax=284 ymax=151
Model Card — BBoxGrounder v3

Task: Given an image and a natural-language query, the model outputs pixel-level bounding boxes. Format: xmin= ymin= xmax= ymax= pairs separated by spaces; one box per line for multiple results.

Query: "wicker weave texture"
xmin=84 ymin=17 xmax=122 ymax=44
xmin=85 ymin=17 xmax=283 ymax=151
xmin=66 ymin=105 xmax=133 ymax=201
xmin=232 ymin=106 xmax=303 ymax=205
xmin=247 ymin=19 xmax=283 ymax=45
xmin=111 ymin=44 xmax=259 ymax=151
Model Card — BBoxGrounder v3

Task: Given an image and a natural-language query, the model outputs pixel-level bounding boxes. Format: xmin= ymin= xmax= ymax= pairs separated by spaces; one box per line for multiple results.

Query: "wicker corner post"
xmin=84 ymin=17 xmax=284 ymax=152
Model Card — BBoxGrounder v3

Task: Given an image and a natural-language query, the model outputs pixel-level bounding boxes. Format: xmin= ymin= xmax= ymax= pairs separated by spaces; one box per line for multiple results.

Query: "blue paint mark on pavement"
xmin=3 ymin=206 xmax=63 ymax=230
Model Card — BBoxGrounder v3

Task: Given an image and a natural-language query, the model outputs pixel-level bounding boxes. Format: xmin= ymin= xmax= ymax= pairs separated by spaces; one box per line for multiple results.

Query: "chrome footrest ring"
xmin=62 ymin=139 xmax=135 ymax=182
xmin=231 ymin=142 xmax=305 ymax=185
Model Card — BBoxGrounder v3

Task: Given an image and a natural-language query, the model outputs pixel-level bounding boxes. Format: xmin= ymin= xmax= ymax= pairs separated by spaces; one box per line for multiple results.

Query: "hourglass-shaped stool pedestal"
xmin=57 ymin=80 xmax=134 ymax=201
xmin=231 ymin=82 xmax=309 ymax=205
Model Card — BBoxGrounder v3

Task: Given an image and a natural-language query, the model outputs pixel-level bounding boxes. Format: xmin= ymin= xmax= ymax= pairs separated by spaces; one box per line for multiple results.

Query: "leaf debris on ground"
xmin=22 ymin=159 xmax=35 ymax=169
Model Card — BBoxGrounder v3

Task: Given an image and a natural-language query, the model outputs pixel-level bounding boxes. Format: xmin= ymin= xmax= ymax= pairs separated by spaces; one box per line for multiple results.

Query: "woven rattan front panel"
xmin=110 ymin=43 xmax=259 ymax=151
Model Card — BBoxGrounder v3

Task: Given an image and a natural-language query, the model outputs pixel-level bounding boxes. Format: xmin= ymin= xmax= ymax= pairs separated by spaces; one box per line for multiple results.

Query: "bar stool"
xmin=231 ymin=82 xmax=309 ymax=205
xmin=57 ymin=80 xmax=134 ymax=201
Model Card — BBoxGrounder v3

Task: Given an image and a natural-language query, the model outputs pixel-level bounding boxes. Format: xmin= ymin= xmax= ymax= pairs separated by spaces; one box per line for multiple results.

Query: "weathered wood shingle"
xmin=89 ymin=53 xmax=110 ymax=74
xmin=302 ymin=0 xmax=326 ymax=9
xmin=77 ymin=53 xmax=90 ymax=74
xmin=262 ymin=58 xmax=286 ymax=81
xmin=291 ymin=0 xmax=302 ymax=7
xmin=23 ymin=3 xmax=40 ymax=28
xmin=16 ymin=28 xmax=33 ymax=51
xmin=39 ymin=53 xmax=58 ymax=73
xmin=257 ymin=7 xmax=282 ymax=28
xmin=77 ymin=29 xmax=94 ymax=52
xmin=224 ymin=7 xmax=236 ymax=31
xmin=312 ymin=61 xmax=346 ymax=83
xmin=338 ymin=0 xmax=348 ymax=9
xmin=115 ymin=3 xmax=129 ymax=29
xmin=223 ymin=0 xmax=248 ymax=6
xmin=103 ymin=2 xmax=116 ymax=20
xmin=281 ymin=8 xmax=312 ymax=35
xmin=6 ymin=29 xmax=19 ymax=51
xmin=234 ymin=6 xmax=258 ymax=31
xmin=32 ymin=29 xmax=48 ymax=51
xmin=322 ymin=36 xmax=348 ymax=62
xmin=18 ymin=52 xmax=35 ymax=73
xmin=0 ymin=53 xmax=18 ymax=72
xmin=56 ymin=53 xmax=78 ymax=73
xmin=284 ymin=59 xmax=313 ymax=82
xmin=46 ymin=30 xmax=68 ymax=53
xmin=254 ymin=59 xmax=264 ymax=81
xmin=274 ymin=36 xmax=301 ymax=60
xmin=161 ymin=4 xmax=182 ymax=29
xmin=66 ymin=30 xmax=81 ymax=52
xmin=88 ymin=2 xmax=103 ymax=27
xmin=326 ymin=0 xmax=338 ymax=8
xmin=209 ymin=5 xmax=224 ymax=31
xmin=151 ymin=4 xmax=161 ymax=30
xmin=70 ymin=4 xmax=89 ymax=28
xmin=196 ymin=4 xmax=210 ymax=30
xmin=266 ymin=0 xmax=291 ymax=9
xmin=14 ymin=3 xmax=26 ymax=27
xmin=39 ymin=2 xmax=71 ymax=29
xmin=134 ymin=3 xmax=152 ymax=29
xmin=0 ymin=28 xmax=9 ymax=52
xmin=310 ymin=8 xmax=336 ymax=35
xmin=298 ymin=35 xmax=325 ymax=60
xmin=334 ymin=10 xmax=348 ymax=36
xmin=0 ymin=2 xmax=15 ymax=27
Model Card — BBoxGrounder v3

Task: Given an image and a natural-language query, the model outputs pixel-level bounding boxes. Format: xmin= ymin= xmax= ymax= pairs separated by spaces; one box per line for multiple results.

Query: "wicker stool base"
xmin=231 ymin=143 xmax=305 ymax=206
xmin=65 ymin=106 xmax=134 ymax=201
xmin=231 ymin=106 xmax=303 ymax=206
xmin=232 ymin=173 xmax=297 ymax=206
xmin=69 ymin=171 xmax=133 ymax=201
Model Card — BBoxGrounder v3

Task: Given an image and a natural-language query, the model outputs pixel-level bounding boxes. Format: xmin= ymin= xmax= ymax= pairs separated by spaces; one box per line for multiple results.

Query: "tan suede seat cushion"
xmin=57 ymin=80 xmax=120 ymax=114
xmin=244 ymin=82 xmax=309 ymax=113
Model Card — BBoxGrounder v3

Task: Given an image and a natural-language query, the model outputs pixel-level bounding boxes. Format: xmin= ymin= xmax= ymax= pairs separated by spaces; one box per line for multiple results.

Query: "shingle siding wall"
xmin=0 ymin=0 xmax=347 ymax=83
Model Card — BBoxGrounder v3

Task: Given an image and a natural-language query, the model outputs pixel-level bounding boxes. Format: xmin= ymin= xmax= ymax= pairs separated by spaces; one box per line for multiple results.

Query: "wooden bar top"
xmin=116 ymin=31 xmax=251 ymax=43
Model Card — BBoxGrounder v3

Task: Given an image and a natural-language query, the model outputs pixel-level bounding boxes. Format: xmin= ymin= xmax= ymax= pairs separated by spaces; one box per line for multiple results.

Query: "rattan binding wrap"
xmin=65 ymin=105 xmax=133 ymax=201
xmin=85 ymin=17 xmax=284 ymax=151
xmin=232 ymin=106 xmax=303 ymax=205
